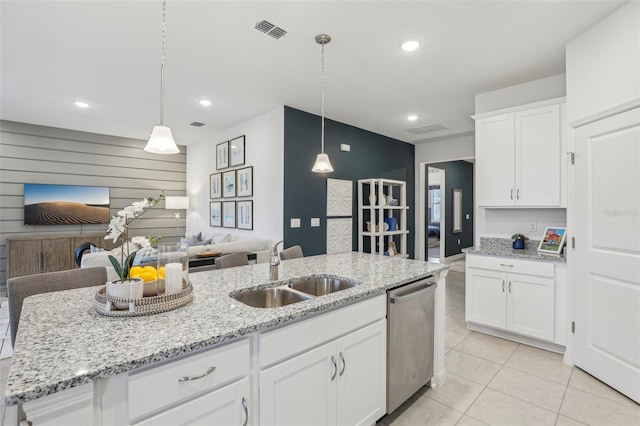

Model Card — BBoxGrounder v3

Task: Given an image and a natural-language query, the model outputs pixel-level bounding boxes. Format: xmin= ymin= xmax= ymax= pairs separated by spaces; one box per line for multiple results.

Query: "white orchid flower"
xmin=131 ymin=201 xmax=146 ymax=213
xmin=117 ymin=205 xmax=136 ymax=218
xmin=131 ymin=236 xmax=151 ymax=248
xmin=105 ymin=216 xmax=126 ymax=242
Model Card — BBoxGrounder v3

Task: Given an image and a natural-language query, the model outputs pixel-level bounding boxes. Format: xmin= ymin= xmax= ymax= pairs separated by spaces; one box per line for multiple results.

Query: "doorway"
xmin=427 ymin=167 xmax=444 ymax=262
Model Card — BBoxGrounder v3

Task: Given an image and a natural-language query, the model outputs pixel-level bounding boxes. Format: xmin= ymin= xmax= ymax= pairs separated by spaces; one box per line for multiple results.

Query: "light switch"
xmin=340 ymin=143 xmax=351 ymax=152
xmin=311 ymin=218 xmax=320 ymax=227
xmin=291 ymin=218 xmax=301 ymax=228
xmin=466 ymin=214 xmax=470 ymax=219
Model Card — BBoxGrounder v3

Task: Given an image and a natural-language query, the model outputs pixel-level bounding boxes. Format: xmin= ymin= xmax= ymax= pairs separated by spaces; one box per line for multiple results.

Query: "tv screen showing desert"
xmin=24 ymin=184 xmax=110 ymax=225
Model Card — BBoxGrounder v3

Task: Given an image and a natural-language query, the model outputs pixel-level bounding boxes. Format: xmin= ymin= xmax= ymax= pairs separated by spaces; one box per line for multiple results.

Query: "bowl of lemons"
xmin=130 ymin=265 xmax=166 ymax=297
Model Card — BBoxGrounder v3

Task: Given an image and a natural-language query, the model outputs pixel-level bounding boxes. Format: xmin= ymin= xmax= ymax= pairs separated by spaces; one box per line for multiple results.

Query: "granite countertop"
xmin=5 ymin=252 xmax=447 ymax=405
xmin=463 ymin=237 xmax=567 ymax=263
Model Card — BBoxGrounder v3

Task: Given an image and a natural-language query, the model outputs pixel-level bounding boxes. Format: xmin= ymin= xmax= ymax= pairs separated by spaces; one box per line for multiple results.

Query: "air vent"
xmin=190 ymin=122 xmax=205 ymax=127
xmin=406 ymin=123 xmax=447 ymax=135
xmin=254 ymin=18 xmax=288 ymax=40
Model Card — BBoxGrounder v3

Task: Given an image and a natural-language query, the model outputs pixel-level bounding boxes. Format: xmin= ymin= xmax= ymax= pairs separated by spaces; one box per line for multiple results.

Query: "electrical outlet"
xmin=528 ymin=222 xmax=537 ymax=232
xmin=458 ymin=239 xmax=461 ymax=245
xmin=290 ymin=218 xmax=301 ymax=228
xmin=311 ymin=218 xmax=320 ymax=227
xmin=466 ymin=214 xmax=470 ymax=219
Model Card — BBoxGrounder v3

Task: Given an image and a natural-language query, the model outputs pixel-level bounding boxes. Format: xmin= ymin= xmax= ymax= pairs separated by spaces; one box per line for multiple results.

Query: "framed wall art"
xmin=210 ymin=173 xmax=222 ymax=199
xmin=216 ymin=141 xmax=229 ymax=170
xmin=236 ymin=166 xmax=253 ymax=197
xmin=210 ymin=201 xmax=222 ymax=227
xmin=222 ymin=201 xmax=236 ymax=228
xmin=237 ymin=200 xmax=253 ymax=230
xmin=537 ymin=226 xmax=567 ymax=254
xmin=222 ymin=170 xmax=236 ymax=198
xmin=229 ymin=135 xmax=245 ymax=167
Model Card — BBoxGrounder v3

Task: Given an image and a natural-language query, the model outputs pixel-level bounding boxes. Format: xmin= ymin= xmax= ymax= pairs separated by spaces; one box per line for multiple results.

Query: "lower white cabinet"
xmin=260 ymin=320 xmax=387 ymax=426
xmin=134 ymin=377 xmax=250 ymax=426
xmin=466 ymin=254 xmax=557 ymax=342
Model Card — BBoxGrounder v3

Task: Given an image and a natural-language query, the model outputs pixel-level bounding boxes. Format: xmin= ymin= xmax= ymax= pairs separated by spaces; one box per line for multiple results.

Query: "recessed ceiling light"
xmin=199 ymin=99 xmax=212 ymax=107
xmin=406 ymin=115 xmax=418 ymax=122
xmin=74 ymin=101 xmax=90 ymax=108
xmin=401 ymin=39 xmax=421 ymax=52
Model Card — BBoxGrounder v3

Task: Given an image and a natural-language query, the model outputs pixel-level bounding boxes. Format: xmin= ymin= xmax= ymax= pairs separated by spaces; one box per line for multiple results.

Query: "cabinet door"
xmin=7 ymin=239 xmax=41 ymax=278
xmin=260 ymin=342 xmax=336 ymax=426
xmin=134 ymin=377 xmax=250 ymax=426
xmin=476 ymin=114 xmax=515 ymax=206
xmin=507 ymin=273 xmax=555 ymax=341
xmin=465 ymin=268 xmax=507 ymax=328
xmin=42 ymin=238 xmax=72 ymax=273
xmin=336 ymin=320 xmax=386 ymax=426
xmin=515 ymin=105 xmax=561 ymax=206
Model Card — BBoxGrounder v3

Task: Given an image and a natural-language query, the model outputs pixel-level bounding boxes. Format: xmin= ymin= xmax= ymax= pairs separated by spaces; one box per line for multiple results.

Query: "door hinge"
xmin=568 ymin=152 xmax=575 ymax=165
xmin=571 ymin=321 xmax=576 ymax=333
xmin=571 ymin=237 xmax=575 ymax=249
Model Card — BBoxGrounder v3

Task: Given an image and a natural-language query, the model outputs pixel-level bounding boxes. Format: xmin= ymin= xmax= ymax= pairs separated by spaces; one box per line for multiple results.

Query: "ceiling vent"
xmin=406 ymin=123 xmax=447 ymax=135
xmin=254 ymin=18 xmax=288 ymax=40
xmin=190 ymin=122 xmax=205 ymax=127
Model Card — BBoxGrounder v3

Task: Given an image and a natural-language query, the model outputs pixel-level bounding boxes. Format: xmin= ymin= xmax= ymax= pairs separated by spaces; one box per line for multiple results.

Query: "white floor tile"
xmin=488 ymin=366 xmax=566 ymax=413
xmin=455 ymin=335 xmax=517 ymax=365
xmin=424 ymin=373 xmax=484 ymax=413
xmin=504 ymin=344 xmax=572 ymax=385
xmin=388 ymin=395 xmax=464 ymax=426
xmin=447 ymin=306 xmax=466 ymax=320
xmin=560 ymin=387 xmax=640 ymax=426
xmin=445 ymin=350 xmax=501 ymax=386
xmin=455 ymin=415 xmax=487 ymax=426
xmin=445 ymin=316 xmax=473 ymax=336
xmin=568 ymin=367 xmax=639 ymax=408
xmin=555 ymin=415 xmax=588 ymax=426
xmin=445 ymin=329 xmax=469 ymax=349
xmin=467 ymin=388 xmax=557 ymax=426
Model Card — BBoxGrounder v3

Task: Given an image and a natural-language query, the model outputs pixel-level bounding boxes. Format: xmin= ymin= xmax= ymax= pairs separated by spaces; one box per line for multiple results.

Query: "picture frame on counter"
xmin=222 ymin=170 xmax=236 ymax=198
xmin=537 ymin=226 xmax=567 ymax=254
xmin=222 ymin=201 xmax=236 ymax=228
xmin=210 ymin=173 xmax=222 ymax=199
xmin=216 ymin=141 xmax=229 ymax=170
xmin=210 ymin=201 xmax=222 ymax=227
xmin=236 ymin=166 xmax=253 ymax=197
xmin=229 ymin=135 xmax=245 ymax=167
xmin=237 ymin=200 xmax=253 ymax=230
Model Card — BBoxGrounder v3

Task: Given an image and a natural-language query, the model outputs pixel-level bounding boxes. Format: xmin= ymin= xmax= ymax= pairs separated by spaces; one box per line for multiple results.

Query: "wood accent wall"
xmin=0 ymin=120 xmax=187 ymax=290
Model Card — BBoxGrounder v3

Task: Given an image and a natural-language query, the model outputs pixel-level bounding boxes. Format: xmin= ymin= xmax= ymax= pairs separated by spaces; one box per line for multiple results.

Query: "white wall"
xmin=481 ymin=209 xmax=567 ymax=240
xmin=186 ymin=107 xmax=284 ymax=244
xmin=475 ymin=74 xmax=566 ymax=114
xmin=566 ymin=1 xmax=640 ymax=126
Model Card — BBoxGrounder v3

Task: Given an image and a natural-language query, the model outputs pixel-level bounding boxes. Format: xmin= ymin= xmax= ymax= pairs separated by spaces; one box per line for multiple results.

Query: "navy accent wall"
xmin=284 ymin=107 xmax=415 ymax=257
xmin=428 ymin=161 xmax=474 ymax=257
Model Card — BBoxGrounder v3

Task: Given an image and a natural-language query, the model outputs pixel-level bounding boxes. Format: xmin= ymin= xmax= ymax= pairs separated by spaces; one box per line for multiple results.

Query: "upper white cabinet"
xmin=475 ymin=100 xmax=566 ymax=207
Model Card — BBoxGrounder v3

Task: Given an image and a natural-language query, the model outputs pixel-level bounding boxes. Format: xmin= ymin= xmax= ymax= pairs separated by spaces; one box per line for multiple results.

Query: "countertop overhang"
xmin=5 ymin=252 xmax=447 ymax=405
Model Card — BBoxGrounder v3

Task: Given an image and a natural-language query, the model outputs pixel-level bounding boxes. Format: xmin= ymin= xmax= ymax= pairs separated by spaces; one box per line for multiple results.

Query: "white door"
xmin=465 ymin=268 xmax=507 ymax=329
xmin=260 ymin=342 xmax=336 ymax=425
xmin=477 ymin=114 xmax=515 ymax=206
xmin=507 ymin=273 xmax=555 ymax=341
xmin=134 ymin=378 xmax=250 ymax=426
xmin=336 ymin=320 xmax=386 ymax=426
xmin=572 ymin=108 xmax=640 ymax=403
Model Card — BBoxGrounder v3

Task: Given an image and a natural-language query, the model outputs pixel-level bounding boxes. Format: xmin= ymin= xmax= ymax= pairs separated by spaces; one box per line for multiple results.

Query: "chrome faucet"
xmin=270 ymin=240 xmax=283 ymax=280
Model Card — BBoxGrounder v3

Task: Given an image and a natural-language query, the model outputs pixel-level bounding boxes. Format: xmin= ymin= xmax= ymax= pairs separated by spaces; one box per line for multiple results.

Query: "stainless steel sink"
xmin=232 ymin=287 xmax=310 ymax=308
xmin=289 ymin=277 xmax=359 ymax=296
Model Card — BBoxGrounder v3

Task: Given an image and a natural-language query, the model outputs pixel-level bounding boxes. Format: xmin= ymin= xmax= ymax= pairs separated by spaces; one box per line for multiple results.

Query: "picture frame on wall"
xmin=537 ymin=226 xmax=567 ymax=254
xmin=237 ymin=200 xmax=253 ymax=230
xmin=229 ymin=135 xmax=245 ymax=167
xmin=222 ymin=201 xmax=236 ymax=228
xmin=216 ymin=141 xmax=229 ymax=170
xmin=236 ymin=166 xmax=253 ymax=197
xmin=210 ymin=173 xmax=222 ymax=199
xmin=222 ymin=170 xmax=236 ymax=198
xmin=210 ymin=201 xmax=222 ymax=227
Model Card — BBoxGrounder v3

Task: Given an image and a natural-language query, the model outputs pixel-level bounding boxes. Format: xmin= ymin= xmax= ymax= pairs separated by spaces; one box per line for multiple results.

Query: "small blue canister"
xmin=384 ymin=217 xmax=398 ymax=231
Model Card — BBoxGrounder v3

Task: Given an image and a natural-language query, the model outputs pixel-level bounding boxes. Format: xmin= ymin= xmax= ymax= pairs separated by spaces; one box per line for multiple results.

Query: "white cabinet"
xmin=475 ymin=101 xmax=566 ymax=207
xmin=358 ymin=178 xmax=409 ymax=256
xmin=260 ymin=320 xmax=386 ymax=426
xmin=466 ymin=255 xmax=557 ymax=342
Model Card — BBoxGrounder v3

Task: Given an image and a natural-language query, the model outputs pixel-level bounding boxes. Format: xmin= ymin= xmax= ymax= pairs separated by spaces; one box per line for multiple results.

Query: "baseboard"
xmin=445 ymin=253 xmax=466 ymax=262
xmin=468 ymin=322 xmax=566 ymax=354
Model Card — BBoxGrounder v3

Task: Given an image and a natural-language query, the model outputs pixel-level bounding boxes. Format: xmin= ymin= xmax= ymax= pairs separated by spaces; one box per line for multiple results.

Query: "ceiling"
xmin=0 ymin=1 xmax=624 ymax=147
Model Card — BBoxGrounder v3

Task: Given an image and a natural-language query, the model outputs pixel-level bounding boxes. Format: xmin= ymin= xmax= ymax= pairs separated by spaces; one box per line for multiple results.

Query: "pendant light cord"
xmin=320 ymin=41 xmax=325 ymax=154
xmin=160 ymin=0 xmax=167 ymax=125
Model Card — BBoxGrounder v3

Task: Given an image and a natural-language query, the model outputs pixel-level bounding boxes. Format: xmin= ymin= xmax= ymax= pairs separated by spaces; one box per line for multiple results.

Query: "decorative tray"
xmin=95 ymin=282 xmax=193 ymax=317
xmin=195 ymin=251 xmax=222 ymax=258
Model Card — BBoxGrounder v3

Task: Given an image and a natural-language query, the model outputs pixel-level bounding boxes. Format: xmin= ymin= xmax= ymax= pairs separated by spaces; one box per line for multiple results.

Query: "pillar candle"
xmin=165 ymin=263 xmax=183 ymax=295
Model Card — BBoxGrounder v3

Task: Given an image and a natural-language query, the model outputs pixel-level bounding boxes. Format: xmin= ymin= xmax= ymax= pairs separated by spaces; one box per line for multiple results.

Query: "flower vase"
xmin=106 ymin=277 xmax=144 ymax=310
xmin=512 ymin=239 xmax=525 ymax=250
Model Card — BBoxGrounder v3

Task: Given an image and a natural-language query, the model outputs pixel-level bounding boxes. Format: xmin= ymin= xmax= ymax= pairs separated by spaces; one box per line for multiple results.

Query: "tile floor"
xmin=378 ymin=262 xmax=640 ymax=426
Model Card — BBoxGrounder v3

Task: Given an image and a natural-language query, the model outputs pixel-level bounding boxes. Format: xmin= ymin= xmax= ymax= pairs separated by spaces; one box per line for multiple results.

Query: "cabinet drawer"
xmin=129 ymin=338 xmax=250 ymax=421
xmin=467 ymin=255 xmax=554 ymax=278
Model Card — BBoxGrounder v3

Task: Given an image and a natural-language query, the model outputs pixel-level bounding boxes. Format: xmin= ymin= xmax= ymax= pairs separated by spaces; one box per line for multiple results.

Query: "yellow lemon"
xmin=137 ymin=271 xmax=157 ymax=283
xmin=142 ymin=265 xmax=157 ymax=273
xmin=129 ymin=266 xmax=144 ymax=276
xmin=158 ymin=266 xmax=165 ymax=279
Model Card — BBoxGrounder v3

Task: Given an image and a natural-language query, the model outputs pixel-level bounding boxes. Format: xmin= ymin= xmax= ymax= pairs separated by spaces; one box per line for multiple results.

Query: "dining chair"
xmin=215 ymin=252 xmax=249 ymax=269
xmin=280 ymin=245 xmax=304 ymax=260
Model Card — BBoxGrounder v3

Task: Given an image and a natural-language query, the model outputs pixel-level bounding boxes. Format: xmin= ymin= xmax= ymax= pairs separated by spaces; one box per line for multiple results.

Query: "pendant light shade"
xmin=311 ymin=34 xmax=334 ymax=173
xmin=312 ymin=153 xmax=334 ymax=173
xmin=144 ymin=0 xmax=179 ymax=155
xmin=146 ymin=125 xmax=179 ymax=154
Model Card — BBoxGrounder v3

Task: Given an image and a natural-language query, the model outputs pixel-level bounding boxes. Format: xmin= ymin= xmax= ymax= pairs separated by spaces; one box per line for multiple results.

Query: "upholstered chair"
xmin=215 ymin=252 xmax=249 ymax=269
xmin=279 ymin=245 xmax=304 ymax=260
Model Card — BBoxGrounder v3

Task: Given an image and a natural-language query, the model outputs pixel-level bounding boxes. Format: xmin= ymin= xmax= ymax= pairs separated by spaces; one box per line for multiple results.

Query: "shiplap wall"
xmin=0 ymin=120 xmax=187 ymax=290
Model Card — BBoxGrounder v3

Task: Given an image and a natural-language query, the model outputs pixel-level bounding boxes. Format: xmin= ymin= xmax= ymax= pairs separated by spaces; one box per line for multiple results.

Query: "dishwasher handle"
xmin=390 ymin=282 xmax=436 ymax=304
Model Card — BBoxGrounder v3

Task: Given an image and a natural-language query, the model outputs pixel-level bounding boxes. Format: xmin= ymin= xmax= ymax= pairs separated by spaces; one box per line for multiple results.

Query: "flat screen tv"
xmin=24 ymin=183 xmax=110 ymax=225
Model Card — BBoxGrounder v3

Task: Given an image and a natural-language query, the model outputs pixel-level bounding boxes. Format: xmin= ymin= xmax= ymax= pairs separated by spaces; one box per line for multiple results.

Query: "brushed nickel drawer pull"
xmin=331 ymin=356 xmax=337 ymax=381
xmin=242 ymin=397 xmax=248 ymax=426
xmin=499 ymin=264 xmax=514 ymax=267
xmin=339 ymin=352 xmax=346 ymax=376
xmin=178 ymin=366 xmax=216 ymax=382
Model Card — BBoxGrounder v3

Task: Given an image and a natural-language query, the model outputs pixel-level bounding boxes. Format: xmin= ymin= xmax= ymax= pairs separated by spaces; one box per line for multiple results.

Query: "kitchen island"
xmin=5 ymin=252 xmax=448 ymax=425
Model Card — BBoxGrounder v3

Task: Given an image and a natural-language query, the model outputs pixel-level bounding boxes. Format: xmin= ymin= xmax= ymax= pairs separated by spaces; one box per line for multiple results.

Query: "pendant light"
xmin=144 ymin=0 xmax=180 ymax=154
xmin=311 ymin=34 xmax=334 ymax=173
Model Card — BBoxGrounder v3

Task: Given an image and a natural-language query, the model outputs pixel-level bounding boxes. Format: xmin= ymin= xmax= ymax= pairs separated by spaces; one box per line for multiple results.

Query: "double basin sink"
xmin=232 ymin=276 xmax=359 ymax=308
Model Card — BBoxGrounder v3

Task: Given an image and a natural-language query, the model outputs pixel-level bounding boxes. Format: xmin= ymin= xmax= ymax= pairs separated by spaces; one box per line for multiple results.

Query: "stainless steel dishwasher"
xmin=387 ymin=276 xmax=437 ymax=413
